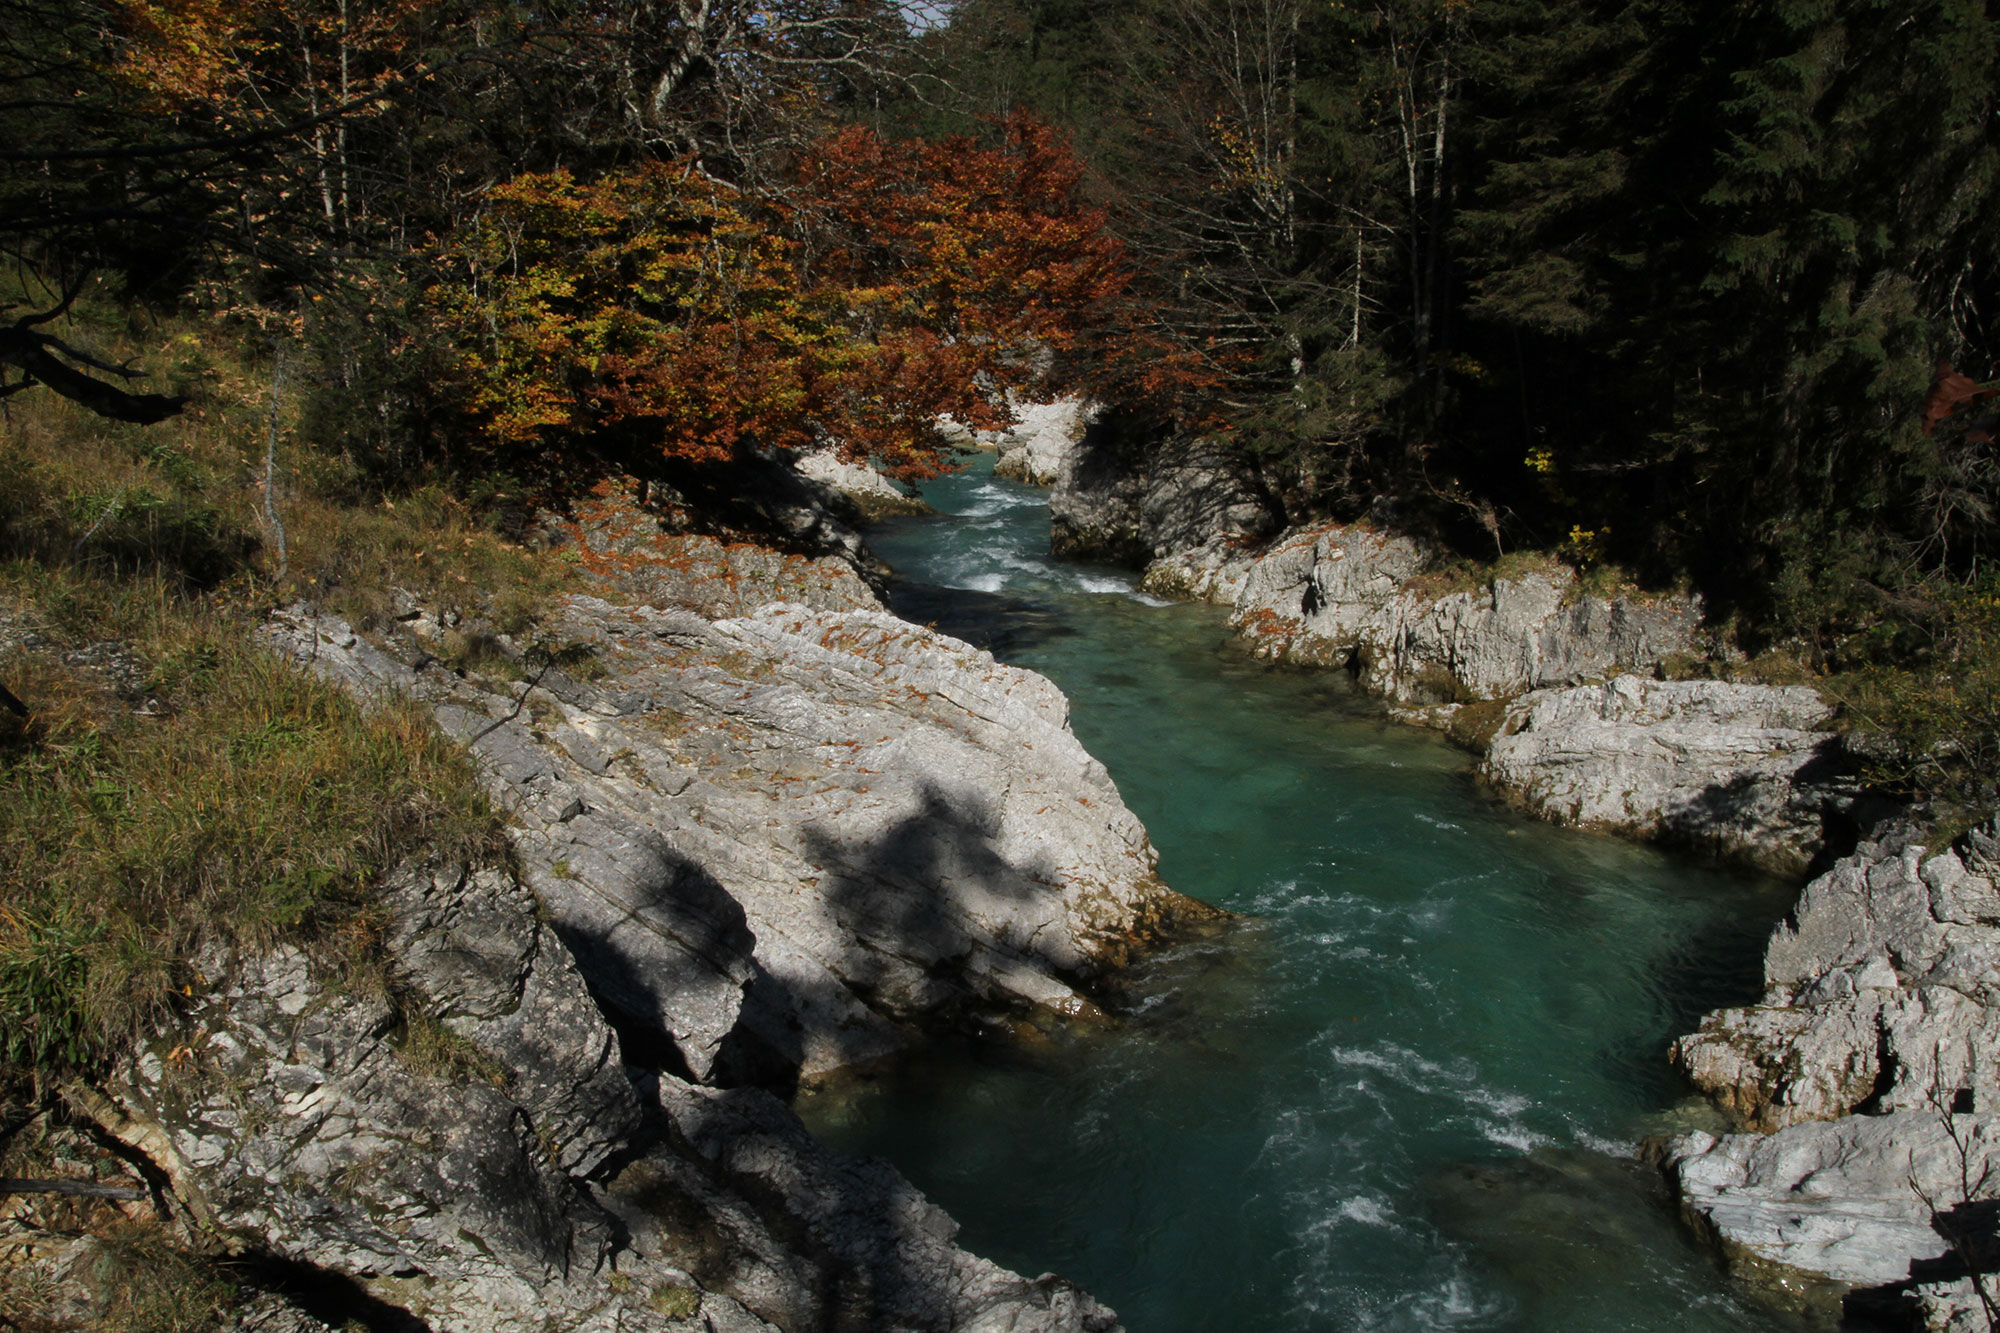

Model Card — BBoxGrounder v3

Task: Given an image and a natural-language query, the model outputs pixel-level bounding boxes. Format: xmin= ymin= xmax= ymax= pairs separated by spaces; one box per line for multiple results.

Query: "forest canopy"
xmin=6 ymin=0 xmax=2000 ymax=646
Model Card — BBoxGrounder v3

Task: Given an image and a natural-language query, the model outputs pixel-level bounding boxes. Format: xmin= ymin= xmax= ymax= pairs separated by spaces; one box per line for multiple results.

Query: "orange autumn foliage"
xmin=432 ymin=116 xmax=1222 ymax=481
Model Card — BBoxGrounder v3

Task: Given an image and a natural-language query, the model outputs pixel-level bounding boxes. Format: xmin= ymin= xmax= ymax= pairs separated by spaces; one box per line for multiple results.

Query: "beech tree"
xmin=431 ymin=116 xmax=1216 ymax=483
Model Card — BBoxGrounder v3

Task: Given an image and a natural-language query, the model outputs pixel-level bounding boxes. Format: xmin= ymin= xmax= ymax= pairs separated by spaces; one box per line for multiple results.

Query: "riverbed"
xmin=793 ymin=457 xmax=1813 ymax=1332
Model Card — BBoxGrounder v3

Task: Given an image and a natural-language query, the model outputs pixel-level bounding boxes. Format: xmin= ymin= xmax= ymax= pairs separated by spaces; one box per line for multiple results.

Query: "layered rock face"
xmin=1481 ymin=677 xmax=1843 ymax=877
xmin=265 ymin=597 xmax=1200 ymax=1088
xmin=1224 ymin=526 xmax=1702 ymax=703
xmin=82 ymin=860 xmax=1122 ymax=1333
xmin=1664 ymin=824 xmax=2000 ymax=1328
xmin=1048 ymin=432 xmax=1281 ymax=578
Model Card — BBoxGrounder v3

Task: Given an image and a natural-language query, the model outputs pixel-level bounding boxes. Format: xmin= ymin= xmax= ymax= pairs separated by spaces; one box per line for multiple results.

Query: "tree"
xmin=429 ymin=116 xmax=1216 ymax=485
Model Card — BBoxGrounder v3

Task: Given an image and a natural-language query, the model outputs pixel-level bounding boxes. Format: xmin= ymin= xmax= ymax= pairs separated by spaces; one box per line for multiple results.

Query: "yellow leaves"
xmin=1561 ymin=524 xmax=1611 ymax=567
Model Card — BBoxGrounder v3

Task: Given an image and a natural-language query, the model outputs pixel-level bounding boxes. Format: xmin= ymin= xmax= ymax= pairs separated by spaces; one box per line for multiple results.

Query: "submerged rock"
xmin=1481 ymin=676 xmax=1845 ymax=876
xmin=614 ymin=1076 xmax=1120 ymax=1332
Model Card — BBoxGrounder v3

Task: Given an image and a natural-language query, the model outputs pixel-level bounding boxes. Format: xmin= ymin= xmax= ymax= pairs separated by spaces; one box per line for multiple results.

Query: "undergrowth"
xmin=0 ymin=281 xmax=554 ymax=1091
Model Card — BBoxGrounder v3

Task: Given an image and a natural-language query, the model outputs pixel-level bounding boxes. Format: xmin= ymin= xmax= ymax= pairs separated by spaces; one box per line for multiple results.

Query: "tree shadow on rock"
xmin=547 ymin=832 xmax=758 ymax=1085
xmin=711 ymin=779 xmax=1077 ymax=1099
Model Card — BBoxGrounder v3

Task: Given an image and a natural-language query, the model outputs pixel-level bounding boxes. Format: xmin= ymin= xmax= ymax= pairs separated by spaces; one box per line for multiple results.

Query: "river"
xmin=793 ymin=457 xmax=1816 ymax=1332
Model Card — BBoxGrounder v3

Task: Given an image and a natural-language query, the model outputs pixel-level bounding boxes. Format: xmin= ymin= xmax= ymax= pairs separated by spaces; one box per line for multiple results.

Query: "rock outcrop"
xmin=1048 ymin=431 xmax=1280 ymax=574
xmin=1480 ymin=676 xmax=1845 ymax=877
xmin=15 ymin=466 xmax=1224 ymax=1333
xmin=1225 ymin=526 xmax=1702 ymax=704
xmin=794 ymin=450 xmax=931 ymax=520
xmin=1663 ymin=823 xmax=2000 ymax=1326
xmin=1676 ymin=824 xmax=2000 ymax=1131
xmin=1044 ymin=450 xmax=1847 ymax=870
xmin=975 ymin=397 xmax=1096 ymax=486
xmin=263 ymin=596 xmax=1205 ymax=1089
xmin=76 ymin=859 xmax=1123 ymax=1332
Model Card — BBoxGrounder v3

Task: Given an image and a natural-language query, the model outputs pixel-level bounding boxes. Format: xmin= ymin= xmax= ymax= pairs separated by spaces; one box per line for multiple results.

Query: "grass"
xmin=395 ymin=1008 xmax=508 ymax=1087
xmin=92 ymin=1225 xmax=239 ymax=1333
xmin=0 ymin=594 xmax=502 ymax=1084
xmin=0 ymin=280 xmax=556 ymax=1091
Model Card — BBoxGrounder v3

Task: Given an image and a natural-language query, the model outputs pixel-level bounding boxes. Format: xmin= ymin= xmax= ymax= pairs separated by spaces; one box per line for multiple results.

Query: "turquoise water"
xmin=794 ymin=458 xmax=1813 ymax=1332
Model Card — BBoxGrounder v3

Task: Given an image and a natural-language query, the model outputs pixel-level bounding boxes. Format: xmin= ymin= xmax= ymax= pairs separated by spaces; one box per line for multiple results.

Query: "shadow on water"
xmin=880 ymin=577 xmax=1079 ymax=658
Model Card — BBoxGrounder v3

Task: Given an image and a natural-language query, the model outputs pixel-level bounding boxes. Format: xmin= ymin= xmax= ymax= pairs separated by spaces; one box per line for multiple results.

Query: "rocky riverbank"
xmin=1032 ymin=424 xmax=1860 ymax=875
xmin=1662 ymin=821 xmax=2000 ymax=1329
xmin=18 ymin=477 xmax=1208 ymax=1331
xmin=1003 ymin=417 xmax=2000 ymax=1324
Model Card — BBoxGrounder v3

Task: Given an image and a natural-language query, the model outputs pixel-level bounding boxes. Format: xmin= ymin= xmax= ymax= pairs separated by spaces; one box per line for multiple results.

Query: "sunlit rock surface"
xmin=974 ymin=396 xmax=1097 ymax=486
xmin=265 ymin=598 xmax=1201 ymax=1087
xmin=1481 ymin=676 xmax=1842 ymax=876
xmin=794 ymin=448 xmax=931 ymax=520
xmin=1224 ymin=525 xmax=1701 ymax=704
xmin=1666 ymin=822 xmax=2000 ymax=1327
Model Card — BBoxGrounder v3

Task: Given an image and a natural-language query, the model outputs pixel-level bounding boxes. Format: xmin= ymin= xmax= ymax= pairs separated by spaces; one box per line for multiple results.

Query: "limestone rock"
xmin=1050 ymin=430 xmax=1280 ymax=572
xmin=1664 ymin=823 xmax=2000 ymax=1326
xmin=264 ymin=597 xmax=1203 ymax=1087
xmin=84 ymin=863 xmax=696 ymax=1333
xmin=1675 ymin=825 xmax=2000 ymax=1131
xmin=974 ymin=396 xmax=1096 ymax=486
xmin=1226 ymin=526 xmax=1701 ymax=704
xmin=1481 ymin=676 xmax=1842 ymax=875
xmin=795 ymin=449 xmax=931 ymax=520
xmin=1667 ymin=1113 xmax=1999 ymax=1293
xmin=78 ymin=859 xmax=1123 ymax=1332
xmin=1138 ymin=540 xmax=1263 ymax=605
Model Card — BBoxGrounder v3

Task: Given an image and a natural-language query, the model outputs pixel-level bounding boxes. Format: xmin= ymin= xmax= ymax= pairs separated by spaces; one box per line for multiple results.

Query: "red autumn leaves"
xmin=434 ymin=116 xmax=1217 ymax=481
